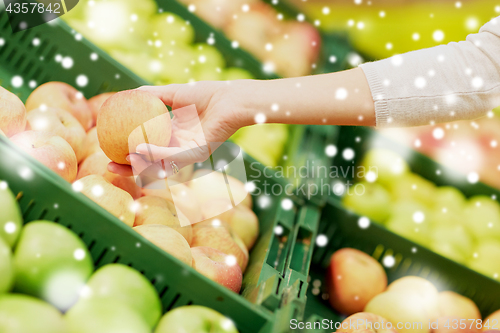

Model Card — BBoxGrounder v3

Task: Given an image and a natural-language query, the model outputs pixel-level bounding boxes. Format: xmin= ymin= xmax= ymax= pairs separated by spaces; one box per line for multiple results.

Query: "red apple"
xmin=337 ymin=312 xmax=397 ymax=333
xmin=0 ymin=86 xmax=26 ymax=137
xmin=97 ymin=90 xmax=172 ymax=165
xmin=191 ymin=219 xmax=248 ymax=272
xmin=77 ymin=151 xmax=141 ymax=199
xmin=25 ymin=82 xmax=93 ymax=130
xmin=225 ymin=3 xmax=281 ymax=59
xmin=88 ymin=92 xmax=115 ymax=125
xmin=10 ymin=131 xmax=77 ymax=182
xmin=26 ymin=107 xmax=86 ymax=162
xmin=133 ymin=225 xmax=192 ymax=266
xmin=327 ymin=248 xmax=387 ymax=315
xmin=74 ymin=175 xmax=135 ymax=226
xmin=191 ymin=246 xmax=242 ymax=293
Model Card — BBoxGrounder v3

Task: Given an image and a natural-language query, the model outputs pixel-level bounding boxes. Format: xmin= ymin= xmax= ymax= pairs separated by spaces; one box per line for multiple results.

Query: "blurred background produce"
xmin=343 ymin=148 xmax=500 ymax=281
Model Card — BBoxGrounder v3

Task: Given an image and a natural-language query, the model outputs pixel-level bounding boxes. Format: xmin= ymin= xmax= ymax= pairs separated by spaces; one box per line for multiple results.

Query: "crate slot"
xmin=166 ymin=293 xmax=181 ymax=310
xmin=94 ymin=248 xmax=108 ymax=266
xmin=159 ymin=286 xmax=169 ymax=298
xmin=37 ymin=208 xmax=48 ymax=220
xmin=87 ymin=240 xmax=96 ymax=251
xmin=112 ymin=255 xmax=121 ymax=263
xmin=266 ymin=222 xmax=290 ymax=275
xmin=289 ymin=227 xmax=313 ymax=275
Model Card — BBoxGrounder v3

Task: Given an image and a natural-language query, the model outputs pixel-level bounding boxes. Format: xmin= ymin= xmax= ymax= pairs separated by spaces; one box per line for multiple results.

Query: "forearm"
xmin=360 ymin=16 xmax=500 ymax=127
xmin=234 ymin=68 xmax=376 ymax=127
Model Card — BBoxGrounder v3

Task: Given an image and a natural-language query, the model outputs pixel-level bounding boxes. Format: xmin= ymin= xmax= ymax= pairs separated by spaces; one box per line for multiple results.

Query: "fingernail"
xmin=126 ymin=156 xmax=130 ymax=162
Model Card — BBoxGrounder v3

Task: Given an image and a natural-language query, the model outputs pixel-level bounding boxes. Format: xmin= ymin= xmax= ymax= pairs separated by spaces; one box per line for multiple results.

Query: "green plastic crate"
xmin=300 ymin=198 xmax=500 ymax=332
xmin=0 ymin=7 xmax=316 ymax=333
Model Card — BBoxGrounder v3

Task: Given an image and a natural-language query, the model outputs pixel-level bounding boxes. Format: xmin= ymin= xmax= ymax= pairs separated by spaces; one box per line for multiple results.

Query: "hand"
xmin=108 ymin=80 xmax=252 ymax=177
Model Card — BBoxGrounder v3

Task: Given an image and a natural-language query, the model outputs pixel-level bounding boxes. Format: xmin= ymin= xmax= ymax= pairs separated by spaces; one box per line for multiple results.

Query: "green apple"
xmin=223 ymin=68 xmax=253 ymax=81
xmin=0 ymin=294 xmax=66 ymax=333
xmin=14 ymin=221 xmax=93 ymax=311
xmin=467 ymin=240 xmax=500 ymax=281
xmin=155 ymin=305 xmax=238 ymax=333
xmin=386 ymin=201 xmax=430 ymax=246
xmin=157 ymin=45 xmax=195 ymax=84
xmin=0 ymin=183 xmax=23 ymax=248
xmin=343 ymin=182 xmax=392 ymax=223
xmin=429 ymin=241 xmax=466 ymax=264
xmin=65 ymin=298 xmax=150 ymax=333
xmin=430 ymin=225 xmax=473 ymax=258
xmin=428 ymin=208 xmax=462 ymax=228
xmin=0 ymin=237 xmax=13 ymax=294
xmin=360 ymin=148 xmax=409 ymax=186
xmin=152 ymin=12 xmax=194 ymax=45
xmin=195 ymin=67 xmax=223 ymax=82
xmin=433 ymin=186 xmax=466 ymax=213
xmin=463 ymin=196 xmax=500 ymax=241
xmin=387 ymin=173 xmax=436 ymax=209
xmin=192 ymin=44 xmax=226 ymax=71
xmin=232 ymin=124 xmax=289 ymax=167
xmin=78 ymin=264 xmax=161 ymax=329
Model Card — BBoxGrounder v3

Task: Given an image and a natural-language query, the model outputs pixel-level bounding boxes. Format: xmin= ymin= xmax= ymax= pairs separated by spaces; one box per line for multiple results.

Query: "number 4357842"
xmin=6 ymin=2 xmax=61 ymax=14
xmin=444 ymin=319 xmax=498 ymax=330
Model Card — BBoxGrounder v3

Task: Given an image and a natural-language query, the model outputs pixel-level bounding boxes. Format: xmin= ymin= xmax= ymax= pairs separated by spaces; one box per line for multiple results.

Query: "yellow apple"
xmin=190 ymin=169 xmax=252 ymax=209
xmin=483 ymin=310 xmax=500 ymax=331
xmin=26 ymin=107 xmax=87 ymax=162
xmin=437 ymin=291 xmax=481 ymax=321
xmin=134 ymin=196 xmax=192 ymax=244
xmin=201 ymin=198 xmax=259 ymax=250
xmin=364 ymin=291 xmax=430 ymax=333
xmin=74 ymin=175 xmax=135 ymax=226
xmin=25 ymin=82 xmax=93 ymax=130
xmin=0 ymin=86 xmax=26 ymax=137
xmin=97 ymin=90 xmax=172 ymax=165
xmin=387 ymin=276 xmax=439 ymax=320
xmin=81 ymin=127 xmax=102 ymax=161
xmin=336 ymin=312 xmax=397 ymax=333
xmin=77 ymin=151 xmax=141 ymax=199
xmin=88 ymin=92 xmax=115 ymax=125
xmin=133 ymin=225 xmax=192 ymax=266
xmin=10 ymin=131 xmax=78 ymax=182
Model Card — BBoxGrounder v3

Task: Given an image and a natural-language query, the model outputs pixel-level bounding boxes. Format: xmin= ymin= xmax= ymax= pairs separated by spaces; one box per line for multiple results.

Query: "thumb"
xmin=137 ymin=85 xmax=181 ymax=107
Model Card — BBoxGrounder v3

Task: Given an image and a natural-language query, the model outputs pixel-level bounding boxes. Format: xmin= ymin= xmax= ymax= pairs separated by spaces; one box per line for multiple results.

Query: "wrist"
xmin=227 ymin=79 xmax=265 ymax=127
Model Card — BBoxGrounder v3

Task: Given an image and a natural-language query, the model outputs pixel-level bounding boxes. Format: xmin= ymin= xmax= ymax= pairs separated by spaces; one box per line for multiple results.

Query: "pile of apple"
xmin=176 ymin=0 xmax=322 ymax=77
xmin=327 ymin=248 xmax=500 ymax=333
xmin=0 ymin=184 xmax=239 ymax=333
xmin=63 ymin=0 xmax=253 ymax=84
xmin=0 ymin=82 xmax=260 ymax=293
xmin=342 ymin=148 xmax=500 ymax=281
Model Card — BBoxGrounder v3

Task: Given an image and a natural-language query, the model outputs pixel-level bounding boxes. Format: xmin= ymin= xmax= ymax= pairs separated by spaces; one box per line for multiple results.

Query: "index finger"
xmin=137 ymin=85 xmax=181 ymax=107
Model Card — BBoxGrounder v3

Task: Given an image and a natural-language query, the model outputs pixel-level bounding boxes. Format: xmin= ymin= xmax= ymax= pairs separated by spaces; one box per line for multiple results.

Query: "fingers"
xmin=137 ymin=85 xmax=181 ymax=107
xmin=136 ymin=143 xmax=210 ymax=168
xmin=107 ymin=162 xmax=134 ymax=177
